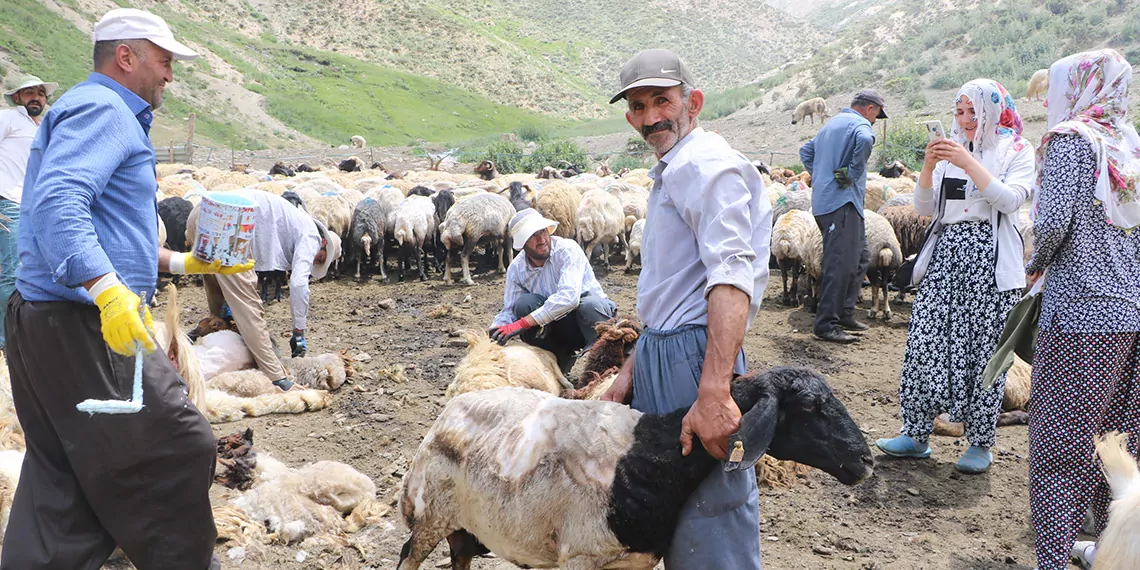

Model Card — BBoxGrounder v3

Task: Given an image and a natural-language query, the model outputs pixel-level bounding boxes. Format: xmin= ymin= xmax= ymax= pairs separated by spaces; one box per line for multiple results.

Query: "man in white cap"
xmin=602 ymin=48 xmax=771 ymax=569
xmin=186 ymin=188 xmax=338 ymax=389
xmin=4 ymin=9 xmax=246 ymax=570
xmin=0 ymin=75 xmax=56 ymax=350
xmin=488 ymin=208 xmax=616 ymax=373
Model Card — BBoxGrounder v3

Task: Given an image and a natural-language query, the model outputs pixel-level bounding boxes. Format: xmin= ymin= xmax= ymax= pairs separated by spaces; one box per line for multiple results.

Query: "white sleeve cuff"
xmin=168 ymin=253 xmax=187 ymax=274
xmin=87 ymin=273 xmax=121 ymax=300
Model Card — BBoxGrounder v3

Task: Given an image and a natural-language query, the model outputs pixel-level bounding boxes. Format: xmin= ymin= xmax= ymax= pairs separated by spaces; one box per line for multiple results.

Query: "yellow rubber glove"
xmin=92 ymin=281 xmax=155 ymax=356
xmin=170 ymin=253 xmax=256 ymax=275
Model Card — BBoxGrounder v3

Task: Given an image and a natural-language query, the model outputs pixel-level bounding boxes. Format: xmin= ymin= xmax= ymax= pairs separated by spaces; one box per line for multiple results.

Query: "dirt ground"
xmin=171 ymin=256 xmax=1049 ymax=570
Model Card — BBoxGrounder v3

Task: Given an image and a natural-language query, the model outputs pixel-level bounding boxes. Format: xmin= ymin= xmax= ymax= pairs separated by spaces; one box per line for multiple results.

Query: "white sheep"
xmin=1091 ymin=431 xmax=1140 ymax=569
xmin=771 ymin=210 xmax=819 ymax=307
xmin=625 ymin=217 xmax=645 ymax=272
xmin=864 ymin=209 xmax=903 ymax=321
xmin=1026 ymin=68 xmax=1049 ymax=101
xmin=350 ymin=135 xmax=366 ymax=149
xmin=533 ymin=182 xmax=581 ymax=240
xmin=393 ymin=195 xmax=438 ymax=281
xmin=307 ymin=194 xmax=352 ymax=239
xmin=771 ymin=184 xmax=812 ymax=224
xmin=438 ymin=193 xmax=515 ymax=286
xmin=792 ymin=97 xmax=829 ymax=125
xmin=864 ymin=173 xmax=912 ymax=212
xmin=445 ymin=331 xmax=572 ymax=398
xmin=576 ymin=188 xmax=625 ymax=269
xmin=396 ymin=367 xmax=874 ymax=570
xmin=604 ymin=180 xmax=649 ymax=239
xmin=285 ymin=354 xmax=349 ymax=391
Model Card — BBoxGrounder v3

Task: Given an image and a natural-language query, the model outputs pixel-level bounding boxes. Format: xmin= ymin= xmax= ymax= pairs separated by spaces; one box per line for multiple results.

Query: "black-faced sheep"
xmin=864 ymin=209 xmax=903 ymax=321
xmin=537 ymin=166 xmax=564 ymax=180
xmin=281 ymin=190 xmax=306 ymax=210
xmin=438 ymin=193 xmax=514 ymax=286
xmin=407 ymin=185 xmax=434 ymax=198
xmin=792 ymin=97 xmax=829 ymax=125
xmin=338 ymin=157 xmax=364 ymax=172
xmin=348 ymin=198 xmax=384 ymax=280
xmin=474 ymin=160 xmax=500 ymax=181
xmin=350 ymin=135 xmax=366 ymax=149
xmin=505 ymin=181 xmax=531 ymax=212
xmin=158 ymin=196 xmax=193 ymax=253
xmin=296 ymin=163 xmax=316 ymax=173
xmin=878 ymin=160 xmax=911 ymax=179
xmin=268 ymin=162 xmax=295 ymax=177
xmin=396 ymin=367 xmax=874 ymax=570
xmin=752 ymin=160 xmax=771 ymax=176
xmin=370 ymin=161 xmax=386 ymax=170
xmin=577 ymin=188 xmax=625 ymax=269
xmin=431 ymin=189 xmax=457 ymax=272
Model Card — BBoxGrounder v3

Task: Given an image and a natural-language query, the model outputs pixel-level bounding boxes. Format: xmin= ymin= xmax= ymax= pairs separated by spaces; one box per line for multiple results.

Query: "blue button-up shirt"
xmin=799 ymin=108 xmax=875 ymax=217
xmin=638 ymin=127 xmax=772 ymax=330
xmin=18 ymin=72 xmax=159 ymax=304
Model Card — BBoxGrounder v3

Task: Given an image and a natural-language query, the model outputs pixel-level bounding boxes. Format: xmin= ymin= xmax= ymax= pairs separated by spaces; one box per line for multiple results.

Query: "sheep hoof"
xmin=883 ymin=311 xmax=892 ymax=322
xmin=463 ymin=279 xmax=476 ymax=286
xmin=867 ymin=309 xmax=876 ymax=320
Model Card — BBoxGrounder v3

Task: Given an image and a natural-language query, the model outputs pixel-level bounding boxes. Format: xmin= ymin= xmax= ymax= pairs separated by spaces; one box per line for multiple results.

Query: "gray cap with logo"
xmin=610 ymin=49 xmax=695 ymax=104
xmin=851 ymin=89 xmax=888 ymax=118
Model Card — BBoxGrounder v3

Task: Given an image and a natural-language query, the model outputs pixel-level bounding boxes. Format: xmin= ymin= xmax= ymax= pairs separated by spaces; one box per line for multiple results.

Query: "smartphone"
xmin=920 ymin=120 xmax=946 ymax=142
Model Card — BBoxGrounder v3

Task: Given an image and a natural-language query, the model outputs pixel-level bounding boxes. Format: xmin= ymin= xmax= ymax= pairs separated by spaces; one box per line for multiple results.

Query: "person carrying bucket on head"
xmin=186 ymin=188 xmax=338 ymax=390
xmin=4 ymin=9 xmax=254 ymax=570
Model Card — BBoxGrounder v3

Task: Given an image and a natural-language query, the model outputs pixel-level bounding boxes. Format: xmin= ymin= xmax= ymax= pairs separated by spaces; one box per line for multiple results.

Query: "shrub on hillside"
xmin=513 ymin=124 xmax=546 ymax=143
xmin=871 ymin=120 xmax=928 ymax=172
xmin=523 ymin=139 xmax=588 ymax=173
xmin=459 ymin=140 xmax=526 ymax=174
xmin=610 ymin=155 xmax=649 ymax=171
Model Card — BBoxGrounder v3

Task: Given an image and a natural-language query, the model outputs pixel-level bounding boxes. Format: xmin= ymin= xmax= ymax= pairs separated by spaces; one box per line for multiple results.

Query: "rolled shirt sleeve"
xmin=289 ymin=233 xmax=320 ymax=330
xmin=25 ymin=100 xmax=128 ymax=287
xmin=528 ymin=246 xmax=586 ymax=326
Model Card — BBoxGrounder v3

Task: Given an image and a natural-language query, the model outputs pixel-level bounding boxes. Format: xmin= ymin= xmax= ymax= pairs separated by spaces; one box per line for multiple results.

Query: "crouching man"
xmin=487 ymin=208 xmax=617 ymax=373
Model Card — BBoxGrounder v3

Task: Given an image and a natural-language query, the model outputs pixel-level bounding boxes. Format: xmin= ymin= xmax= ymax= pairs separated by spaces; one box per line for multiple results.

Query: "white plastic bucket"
xmin=193 ymin=193 xmax=256 ymax=266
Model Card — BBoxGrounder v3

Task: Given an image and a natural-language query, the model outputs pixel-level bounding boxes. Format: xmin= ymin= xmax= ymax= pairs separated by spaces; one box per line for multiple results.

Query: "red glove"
xmin=490 ymin=318 xmax=530 ymax=345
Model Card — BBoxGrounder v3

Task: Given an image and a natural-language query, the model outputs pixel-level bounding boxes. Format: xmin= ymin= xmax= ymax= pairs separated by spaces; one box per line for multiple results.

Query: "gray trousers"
xmin=2 ymin=293 xmax=220 ymax=570
xmin=514 ymin=292 xmax=616 ymax=370
xmin=630 ymin=324 xmax=762 ymax=569
xmin=814 ymin=202 xmax=871 ymax=335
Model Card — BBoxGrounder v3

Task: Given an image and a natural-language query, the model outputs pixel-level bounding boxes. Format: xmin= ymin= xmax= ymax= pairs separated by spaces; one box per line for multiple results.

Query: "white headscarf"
xmin=949 ymin=79 xmax=1026 ymax=192
xmin=1037 ymin=49 xmax=1140 ymax=230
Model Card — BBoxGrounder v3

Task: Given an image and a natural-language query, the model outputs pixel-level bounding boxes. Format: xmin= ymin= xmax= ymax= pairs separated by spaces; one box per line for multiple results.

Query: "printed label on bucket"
xmin=194 ymin=193 xmax=257 ymax=266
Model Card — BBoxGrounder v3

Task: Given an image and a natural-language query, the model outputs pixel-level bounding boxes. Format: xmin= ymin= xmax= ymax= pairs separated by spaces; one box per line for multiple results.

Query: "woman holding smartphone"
xmin=1023 ymin=49 xmax=1140 ymax=570
xmin=875 ymin=79 xmax=1034 ymax=474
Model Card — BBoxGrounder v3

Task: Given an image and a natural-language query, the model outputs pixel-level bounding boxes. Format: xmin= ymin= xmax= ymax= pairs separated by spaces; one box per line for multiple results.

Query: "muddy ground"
xmin=169 ymin=256 xmax=1049 ymax=570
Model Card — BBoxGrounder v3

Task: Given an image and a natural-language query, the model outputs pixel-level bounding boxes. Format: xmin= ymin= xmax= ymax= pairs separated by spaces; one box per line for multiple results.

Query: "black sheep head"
xmin=725 ymin=367 xmax=873 ymax=486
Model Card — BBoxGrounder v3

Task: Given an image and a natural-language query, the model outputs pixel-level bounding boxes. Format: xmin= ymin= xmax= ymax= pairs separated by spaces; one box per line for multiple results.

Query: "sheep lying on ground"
xmin=350 ymin=135 xmax=366 ymax=148
xmin=1092 ymin=431 xmax=1140 ymax=569
xmin=339 ymin=157 xmax=364 ymax=172
xmin=394 ymin=195 xmax=438 ymax=281
xmin=878 ymin=160 xmax=912 ymax=179
xmin=792 ymin=97 xmax=829 ymax=125
xmin=533 ymin=183 xmax=581 ymax=240
xmin=625 ymin=217 xmax=645 ymax=272
xmin=771 ymin=210 xmax=819 ymax=307
xmin=474 ymin=160 xmax=500 ymax=181
xmin=397 ymin=367 xmax=874 ymax=570
xmin=864 ymin=209 xmax=903 ymax=321
xmin=285 ymin=353 xmax=351 ymax=391
xmin=444 ymin=331 xmax=572 ymax=398
xmin=577 ymin=188 xmax=625 ymax=269
xmin=438 ymin=193 xmax=514 ymax=286
xmin=1026 ymin=68 xmax=1049 ymax=101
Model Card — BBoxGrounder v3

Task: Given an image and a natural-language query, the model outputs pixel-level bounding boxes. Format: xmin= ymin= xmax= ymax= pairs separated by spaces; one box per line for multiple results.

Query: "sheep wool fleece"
xmin=1 ymin=293 xmax=220 ymax=570
xmin=630 ymin=324 xmax=761 ymax=569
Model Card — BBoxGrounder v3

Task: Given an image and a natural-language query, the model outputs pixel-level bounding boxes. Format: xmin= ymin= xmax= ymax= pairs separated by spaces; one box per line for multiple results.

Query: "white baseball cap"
xmin=93 ymin=8 xmax=199 ymax=61
xmin=509 ymin=208 xmax=559 ymax=251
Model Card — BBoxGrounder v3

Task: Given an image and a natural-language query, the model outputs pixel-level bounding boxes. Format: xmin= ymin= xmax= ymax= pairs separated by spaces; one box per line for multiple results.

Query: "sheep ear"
xmin=723 ymin=393 xmax=778 ymax=472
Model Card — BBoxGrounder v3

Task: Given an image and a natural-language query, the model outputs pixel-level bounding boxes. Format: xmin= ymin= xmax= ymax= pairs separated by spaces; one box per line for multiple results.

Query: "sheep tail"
xmin=1096 ymin=431 xmax=1140 ymax=499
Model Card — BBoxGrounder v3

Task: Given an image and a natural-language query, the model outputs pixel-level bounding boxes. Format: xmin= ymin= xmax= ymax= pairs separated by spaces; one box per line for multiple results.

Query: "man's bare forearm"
xmin=699 ymin=284 xmax=749 ymax=396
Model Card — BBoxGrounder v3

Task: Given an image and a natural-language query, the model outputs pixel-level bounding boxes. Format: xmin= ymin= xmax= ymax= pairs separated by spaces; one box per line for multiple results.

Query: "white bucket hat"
xmin=311 ymin=221 xmax=340 ymax=279
xmin=93 ymin=8 xmax=199 ymax=61
xmin=3 ymin=75 xmax=58 ymax=106
xmin=509 ymin=208 xmax=559 ymax=251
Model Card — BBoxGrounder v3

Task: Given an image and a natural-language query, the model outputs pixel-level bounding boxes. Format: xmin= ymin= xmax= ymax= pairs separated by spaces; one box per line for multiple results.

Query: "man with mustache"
xmin=601 ymin=49 xmax=772 ymax=568
xmin=799 ymin=89 xmax=887 ymax=344
xmin=488 ymin=207 xmax=616 ymax=374
xmin=0 ymin=75 xmax=56 ymax=351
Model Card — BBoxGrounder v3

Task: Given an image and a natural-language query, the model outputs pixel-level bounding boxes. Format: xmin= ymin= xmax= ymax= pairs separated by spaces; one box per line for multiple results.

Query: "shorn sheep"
xmin=438 ymin=193 xmax=515 ymax=286
xmin=533 ymin=183 xmax=581 ymax=240
xmin=1090 ymin=431 xmax=1140 ymax=569
xmin=577 ymin=188 xmax=625 ymax=269
xmin=350 ymin=135 xmax=366 ymax=148
xmin=1026 ymin=68 xmax=1049 ymax=101
xmin=771 ymin=210 xmax=819 ymax=307
xmin=864 ymin=209 xmax=903 ymax=321
xmin=792 ymin=97 xmax=829 ymax=125
xmin=396 ymin=367 xmax=874 ymax=570
xmin=444 ymin=331 xmax=573 ymax=398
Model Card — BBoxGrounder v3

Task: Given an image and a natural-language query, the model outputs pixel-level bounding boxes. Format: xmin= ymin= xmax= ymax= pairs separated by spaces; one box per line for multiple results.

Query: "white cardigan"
xmin=911 ymin=135 xmax=1035 ymax=292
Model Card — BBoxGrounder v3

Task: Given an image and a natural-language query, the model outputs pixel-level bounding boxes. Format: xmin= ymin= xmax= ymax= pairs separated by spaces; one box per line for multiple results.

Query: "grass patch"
xmin=0 ymin=0 xmax=95 ymax=95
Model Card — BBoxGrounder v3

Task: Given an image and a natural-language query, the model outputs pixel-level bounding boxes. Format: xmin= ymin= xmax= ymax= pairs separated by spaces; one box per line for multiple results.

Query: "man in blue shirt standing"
xmin=799 ymin=90 xmax=886 ymax=344
xmin=3 ymin=9 xmax=251 ymax=570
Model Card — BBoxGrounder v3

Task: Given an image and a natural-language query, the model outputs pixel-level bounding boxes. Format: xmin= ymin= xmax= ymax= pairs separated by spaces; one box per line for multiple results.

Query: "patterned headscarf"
xmin=950 ymin=79 xmax=1023 ymax=151
xmin=1037 ymin=49 xmax=1140 ymax=230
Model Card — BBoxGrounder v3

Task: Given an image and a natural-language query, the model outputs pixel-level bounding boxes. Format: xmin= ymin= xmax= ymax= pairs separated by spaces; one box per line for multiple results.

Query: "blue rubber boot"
xmin=875 ymin=435 xmax=932 ymax=458
xmin=956 ymin=446 xmax=993 ymax=474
